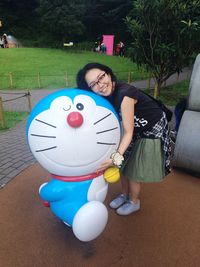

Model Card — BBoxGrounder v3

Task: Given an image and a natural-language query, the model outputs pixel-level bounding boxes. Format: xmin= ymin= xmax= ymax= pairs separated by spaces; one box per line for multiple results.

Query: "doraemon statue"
xmin=26 ymin=88 xmax=121 ymax=242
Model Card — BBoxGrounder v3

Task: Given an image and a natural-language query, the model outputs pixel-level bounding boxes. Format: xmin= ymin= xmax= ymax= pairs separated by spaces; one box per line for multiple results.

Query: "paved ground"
xmin=0 ymin=68 xmax=191 ymax=187
xmin=1 ymin=165 xmax=200 ymax=267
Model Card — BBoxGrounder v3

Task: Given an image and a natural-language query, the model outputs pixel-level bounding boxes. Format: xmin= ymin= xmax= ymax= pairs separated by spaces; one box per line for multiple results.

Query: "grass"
xmin=0 ymin=48 xmax=190 ymax=131
xmin=147 ymin=79 xmax=190 ymax=106
xmin=0 ymin=48 xmax=149 ymax=90
xmin=0 ymin=111 xmax=28 ymax=131
xmin=159 ymin=80 xmax=190 ymax=106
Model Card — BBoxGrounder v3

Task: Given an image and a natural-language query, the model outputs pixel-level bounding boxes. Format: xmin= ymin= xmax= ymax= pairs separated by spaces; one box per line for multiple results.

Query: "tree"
xmin=125 ymin=0 xmax=200 ymax=97
xmin=0 ymin=0 xmax=39 ymax=37
xmin=36 ymin=0 xmax=86 ymax=45
xmin=0 ymin=0 xmax=132 ymax=47
xmin=83 ymin=0 xmax=132 ymax=41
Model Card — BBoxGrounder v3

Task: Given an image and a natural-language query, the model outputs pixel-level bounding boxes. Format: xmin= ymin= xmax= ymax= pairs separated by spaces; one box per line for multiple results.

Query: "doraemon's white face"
xmin=27 ymin=92 xmax=121 ymax=176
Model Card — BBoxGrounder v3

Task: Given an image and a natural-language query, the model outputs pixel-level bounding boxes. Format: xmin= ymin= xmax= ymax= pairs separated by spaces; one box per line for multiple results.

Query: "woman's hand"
xmin=96 ymin=159 xmax=113 ymax=173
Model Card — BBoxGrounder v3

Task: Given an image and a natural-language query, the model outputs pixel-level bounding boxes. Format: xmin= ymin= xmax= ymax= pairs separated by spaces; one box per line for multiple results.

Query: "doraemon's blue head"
xmin=27 ymin=88 xmax=121 ymax=176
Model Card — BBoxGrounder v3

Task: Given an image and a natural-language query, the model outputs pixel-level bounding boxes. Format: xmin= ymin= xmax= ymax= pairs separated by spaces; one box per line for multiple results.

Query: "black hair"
xmin=76 ymin=62 xmax=117 ymax=90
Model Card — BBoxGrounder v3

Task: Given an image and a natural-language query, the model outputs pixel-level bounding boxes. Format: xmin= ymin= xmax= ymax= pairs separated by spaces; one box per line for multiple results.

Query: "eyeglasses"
xmin=89 ymin=72 xmax=106 ymax=89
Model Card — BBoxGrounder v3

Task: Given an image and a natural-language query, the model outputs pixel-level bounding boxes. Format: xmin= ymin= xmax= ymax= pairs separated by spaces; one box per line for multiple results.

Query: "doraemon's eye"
xmin=74 ymin=95 xmax=96 ymax=116
xmin=76 ymin=103 xmax=84 ymax=110
xmin=50 ymin=96 xmax=72 ymax=113
xmin=63 ymin=105 xmax=71 ymax=111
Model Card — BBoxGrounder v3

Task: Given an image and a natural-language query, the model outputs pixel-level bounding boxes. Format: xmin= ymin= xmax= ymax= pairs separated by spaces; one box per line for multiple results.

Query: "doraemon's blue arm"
xmin=39 ymin=179 xmax=68 ymax=202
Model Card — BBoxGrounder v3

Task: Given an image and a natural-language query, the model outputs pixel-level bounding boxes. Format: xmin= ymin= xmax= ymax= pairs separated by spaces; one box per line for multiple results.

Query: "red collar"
xmin=51 ymin=171 xmax=103 ymax=182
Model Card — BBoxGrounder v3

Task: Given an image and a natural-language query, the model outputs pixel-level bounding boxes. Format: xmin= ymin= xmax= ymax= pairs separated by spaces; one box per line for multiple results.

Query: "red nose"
xmin=67 ymin=112 xmax=84 ymax=128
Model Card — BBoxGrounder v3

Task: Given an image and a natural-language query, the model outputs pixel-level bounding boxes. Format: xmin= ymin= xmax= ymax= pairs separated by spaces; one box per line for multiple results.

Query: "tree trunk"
xmin=153 ymin=80 xmax=162 ymax=98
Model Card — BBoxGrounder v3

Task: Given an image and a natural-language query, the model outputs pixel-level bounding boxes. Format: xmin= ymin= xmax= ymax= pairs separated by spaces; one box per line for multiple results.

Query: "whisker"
xmin=96 ymin=127 xmax=118 ymax=134
xmin=94 ymin=113 xmax=111 ymax=125
xmin=35 ymin=146 xmax=57 ymax=152
xmin=35 ymin=119 xmax=57 ymax=128
xmin=31 ymin=134 xmax=56 ymax=138
xmin=97 ymin=142 xmax=116 ymax=145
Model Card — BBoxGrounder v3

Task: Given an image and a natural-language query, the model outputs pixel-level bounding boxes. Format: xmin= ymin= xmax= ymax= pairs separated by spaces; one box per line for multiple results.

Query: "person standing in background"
xmin=2 ymin=33 xmax=9 ymax=48
xmin=119 ymin=41 xmax=125 ymax=57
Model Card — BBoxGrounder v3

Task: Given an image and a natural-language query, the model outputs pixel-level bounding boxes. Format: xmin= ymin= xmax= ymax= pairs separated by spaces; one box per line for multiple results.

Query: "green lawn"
xmin=147 ymin=79 xmax=190 ymax=106
xmin=0 ymin=48 xmax=190 ymax=131
xmin=0 ymin=48 xmax=148 ymax=90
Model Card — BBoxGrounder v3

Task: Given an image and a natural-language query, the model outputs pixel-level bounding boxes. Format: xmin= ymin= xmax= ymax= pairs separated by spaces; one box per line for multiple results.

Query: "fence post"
xmin=37 ymin=72 xmax=41 ymax=88
xmin=27 ymin=91 xmax=32 ymax=113
xmin=0 ymin=97 xmax=6 ymax=128
xmin=9 ymin=72 xmax=13 ymax=88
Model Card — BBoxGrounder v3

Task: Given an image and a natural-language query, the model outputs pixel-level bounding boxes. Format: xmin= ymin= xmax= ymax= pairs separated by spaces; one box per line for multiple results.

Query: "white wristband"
xmin=110 ymin=151 xmax=124 ymax=167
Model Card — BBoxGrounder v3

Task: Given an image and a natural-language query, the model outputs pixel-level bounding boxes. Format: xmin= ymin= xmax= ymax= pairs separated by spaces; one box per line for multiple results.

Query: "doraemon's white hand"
xmin=96 ymin=159 xmax=113 ymax=173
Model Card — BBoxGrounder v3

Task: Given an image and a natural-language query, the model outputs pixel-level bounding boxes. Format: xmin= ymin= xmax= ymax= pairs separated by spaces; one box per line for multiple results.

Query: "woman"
xmin=76 ymin=63 xmax=171 ymax=216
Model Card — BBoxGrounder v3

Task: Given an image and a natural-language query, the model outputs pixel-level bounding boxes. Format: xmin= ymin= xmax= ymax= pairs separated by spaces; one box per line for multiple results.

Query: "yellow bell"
xmin=104 ymin=167 xmax=120 ymax=183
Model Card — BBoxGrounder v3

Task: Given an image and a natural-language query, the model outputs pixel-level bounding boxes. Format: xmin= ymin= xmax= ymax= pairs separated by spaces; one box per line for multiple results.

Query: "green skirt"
xmin=121 ymin=138 xmax=165 ymax=182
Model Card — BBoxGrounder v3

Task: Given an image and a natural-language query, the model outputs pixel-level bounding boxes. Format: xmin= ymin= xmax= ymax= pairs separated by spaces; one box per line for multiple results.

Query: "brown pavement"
xmin=0 ymin=164 xmax=199 ymax=267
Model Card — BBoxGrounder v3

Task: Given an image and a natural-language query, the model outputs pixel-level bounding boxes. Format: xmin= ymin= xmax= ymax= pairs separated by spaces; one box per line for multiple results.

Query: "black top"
xmin=106 ymin=81 xmax=163 ymax=134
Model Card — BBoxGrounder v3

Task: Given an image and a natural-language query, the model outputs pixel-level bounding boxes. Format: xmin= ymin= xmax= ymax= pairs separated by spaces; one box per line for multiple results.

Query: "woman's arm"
xmin=117 ymin=96 xmax=135 ymax=155
xmin=96 ymin=96 xmax=136 ymax=172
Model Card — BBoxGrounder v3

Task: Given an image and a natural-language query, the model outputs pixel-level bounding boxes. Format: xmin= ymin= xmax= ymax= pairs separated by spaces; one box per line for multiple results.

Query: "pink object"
xmin=103 ymin=35 xmax=115 ymax=55
xmin=67 ymin=112 xmax=84 ymax=128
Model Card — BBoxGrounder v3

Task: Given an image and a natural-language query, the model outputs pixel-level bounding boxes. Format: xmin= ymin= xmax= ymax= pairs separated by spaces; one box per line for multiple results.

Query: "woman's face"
xmin=85 ymin=68 xmax=114 ymax=96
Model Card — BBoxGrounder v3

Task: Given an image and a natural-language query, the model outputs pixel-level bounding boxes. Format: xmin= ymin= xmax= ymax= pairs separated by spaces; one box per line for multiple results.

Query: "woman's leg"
xmin=109 ymin=174 xmax=129 ymax=209
xmin=128 ymin=180 xmax=141 ymax=203
xmin=115 ymin=180 xmax=141 ymax=215
xmin=121 ymin=174 xmax=129 ymax=196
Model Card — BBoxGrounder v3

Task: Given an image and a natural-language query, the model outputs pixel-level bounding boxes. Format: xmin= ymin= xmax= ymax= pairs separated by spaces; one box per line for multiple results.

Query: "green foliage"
xmin=83 ymin=0 xmax=132 ymax=41
xmin=125 ymin=0 xmax=200 ymax=94
xmin=0 ymin=0 xmax=133 ymax=47
xmin=147 ymin=79 xmax=190 ymax=106
xmin=0 ymin=0 xmax=39 ymax=38
xmin=36 ymin=0 xmax=86 ymax=45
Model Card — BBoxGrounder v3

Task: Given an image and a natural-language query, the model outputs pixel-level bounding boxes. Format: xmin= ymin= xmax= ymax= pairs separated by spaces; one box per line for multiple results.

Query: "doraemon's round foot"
xmin=72 ymin=201 xmax=108 ymax=242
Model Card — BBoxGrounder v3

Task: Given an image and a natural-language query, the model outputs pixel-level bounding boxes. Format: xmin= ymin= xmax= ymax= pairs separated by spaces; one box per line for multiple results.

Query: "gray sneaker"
xmin=109 ymin=194 xmax=127 ymax=209
xmin=116 ymin=200 xmax=140 ymax=215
